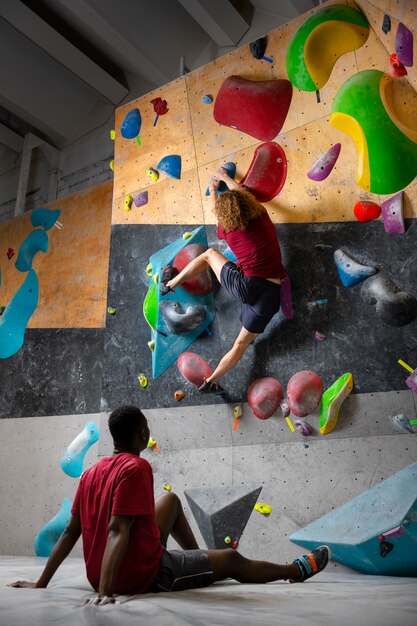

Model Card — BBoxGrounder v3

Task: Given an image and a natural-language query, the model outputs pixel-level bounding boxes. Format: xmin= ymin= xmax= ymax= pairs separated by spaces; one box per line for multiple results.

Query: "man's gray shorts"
xmin=148 ymin=548 xmax=215 ymax=593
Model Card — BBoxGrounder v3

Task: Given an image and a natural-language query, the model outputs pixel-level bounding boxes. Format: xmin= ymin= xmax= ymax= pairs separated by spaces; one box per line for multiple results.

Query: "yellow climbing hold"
xmin=152 ymin=272 xmax=159 ymax=285
xmin=125 ymin=195 xmax=133 ymax=211
xmin=110 ymin=129 xmax=115 ymax=140
xmin=147 ymin=167 xmax=159 ymax=182
xmin=146 ymin=262 xmax=153 ymax=276
xmin=147 ymin=339 xmax=155 ymax=352
xmin=147 ymin=437 xmax=157 ymax=448
xmin=138 ymin=373 xmax=148 ymax=388
xmin=183 ymin=232 xmax=193 ymax=240
xmin=109 ymin=160 xmax=114 ymax=171
xmin=233 ymin=405 xmax=242 ymax=419
xmin=224 ymin=535 xmax=232 ymax=544
xmin=163 ymin=484 xmax=172 ymax=491
xmin=107 ymin=307 xmax=116 ymax=315
xmin=319 ymin=372 xmax=353 ymax=435
xmin=254 ymin=502 xmax=272 ymax=515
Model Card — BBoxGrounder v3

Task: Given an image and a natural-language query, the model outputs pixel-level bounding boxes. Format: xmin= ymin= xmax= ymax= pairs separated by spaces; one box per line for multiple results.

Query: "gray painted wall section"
xmin=2 ymin=392 xmax=415 ymax=571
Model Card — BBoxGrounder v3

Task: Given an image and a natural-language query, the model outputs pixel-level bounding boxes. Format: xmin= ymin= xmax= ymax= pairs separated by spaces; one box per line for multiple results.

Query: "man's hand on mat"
xmin=84 ymin=594 xmax=118 ymax=606
xmin=7 ymin=580 xmax=39 ymax=588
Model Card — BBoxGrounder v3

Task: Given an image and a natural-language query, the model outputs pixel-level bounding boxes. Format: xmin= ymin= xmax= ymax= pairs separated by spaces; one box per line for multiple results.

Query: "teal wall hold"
xmin=34 ymin=498 xmax=72 ymax=557
xmin=31 ymin=208 xmax=61 ymax=231
xmin=15 ymin=229 xmax=48 ymax=272
xmin=290 ymin=460 xmax=417 ymax=576
xmin=0 ymin=269 xmax=39 ymax=359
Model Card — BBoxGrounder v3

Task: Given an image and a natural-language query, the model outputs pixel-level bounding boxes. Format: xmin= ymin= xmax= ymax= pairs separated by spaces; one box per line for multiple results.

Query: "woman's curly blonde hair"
xmin=214 ymin=187 xmax=265 ymax=232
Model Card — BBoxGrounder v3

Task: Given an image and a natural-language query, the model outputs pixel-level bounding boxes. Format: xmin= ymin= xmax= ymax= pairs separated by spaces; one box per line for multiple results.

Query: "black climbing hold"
xmin=361 ymin=274 xmax=417 ymax=327
xmin=380 ymin=540 xmax=394 ymax=558
xmin=382 ymin=14 xmax=391 ymax=34
xmin=316 ymin=90 xmax=321 ymax=104
xmin=250 ymin=37 xmax=267 ymax=60
xmin=159 ymin=301 xmax=206 ymax=334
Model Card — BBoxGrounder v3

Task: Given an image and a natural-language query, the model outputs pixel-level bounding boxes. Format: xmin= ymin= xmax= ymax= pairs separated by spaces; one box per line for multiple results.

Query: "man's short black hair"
xmin=108 ymin=405 xmax=147 ymax=445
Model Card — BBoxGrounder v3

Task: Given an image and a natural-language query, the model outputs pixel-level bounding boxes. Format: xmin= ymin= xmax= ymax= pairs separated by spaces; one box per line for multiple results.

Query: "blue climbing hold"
xmin=157 ymin=155 xmax=182 ymax=179
xmin=223 ymin=246 xmax=237 ymax=263
xmin=34 ymin=498 xmax=72 ymax=557
xmin=15 ymin=230 xmax=48 ymax=272
xmin=0 ymin=269 xmax=39 ymax=359
xmin=205 ymin=162 xmax=237 ymax=196
xmin=121 ymin=108 xmax=142 ymax=139
xmin=334 ymin=249 xmax=376 ymax=287
xmin=31 ymin=208 xmax=61 ymax=231
xmin=202 ymin=95 xmax=213 ymax=104
xmin=60 ymin=422 xmax=99 ymax=478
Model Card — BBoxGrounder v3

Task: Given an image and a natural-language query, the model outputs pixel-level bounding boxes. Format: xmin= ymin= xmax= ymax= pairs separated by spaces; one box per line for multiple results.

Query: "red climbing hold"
xmin=247 ymin=377 xmax=283 ymax=420
xmin=150 ymin=97 xmax=169 ymax=116
xmin=177 ymin=352 xmax=212 ymax=387
xmin=7 ymin=248 xmax=15 ymax=260
xmin=214 ymin=76 xmax=293 ymax=142
xmin=353 ymin=200 xmax=381 ymax=222
xmin=286 ymin=370 xmax=323 ymax=417
xmin=389 ymin=53 xmax=407 ymax=77
xmin=174 ymin=244 xmax=212 ymax=295
xmin=239 ymin=142 xmax=287 ymax=202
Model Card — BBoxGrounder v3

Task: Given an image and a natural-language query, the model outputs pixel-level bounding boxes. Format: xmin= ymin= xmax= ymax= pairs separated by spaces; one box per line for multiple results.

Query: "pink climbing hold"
xmin=174 ymin=244 xmax=212 ymax=295
xmin=380 ymin=191 xmax=405 ymax=234
xmin=239 ymin=142 xmax=287 ymax=202
xmin=353 ymin=200 xmax=381 ymax=222
xmin=248 ymin=377 xmax=283 ymax=420
xmin=214 ymin=75 xmax=293 ymax=142
xmin=286 ymin=370 xmax=323 ymax=417
xmin=177 ymin=352 xmax=212 ymax=387
xmin=307 ymin=144 xmax=341 ymax=181
xmin=280 ymin=275 xmax=293 ymax=320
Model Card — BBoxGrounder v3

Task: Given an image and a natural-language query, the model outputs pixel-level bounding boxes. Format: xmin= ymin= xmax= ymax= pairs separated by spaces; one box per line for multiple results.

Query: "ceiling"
xmin=0 ymin=0 xmax=318 ymax=156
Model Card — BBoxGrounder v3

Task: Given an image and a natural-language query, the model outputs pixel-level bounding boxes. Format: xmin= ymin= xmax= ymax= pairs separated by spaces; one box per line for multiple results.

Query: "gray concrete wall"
xmin=1 ymin=392 xmax=416 ymax=570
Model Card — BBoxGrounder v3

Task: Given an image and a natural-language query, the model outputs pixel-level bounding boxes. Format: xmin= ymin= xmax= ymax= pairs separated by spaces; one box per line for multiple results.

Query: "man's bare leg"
xmin=167 ymin=248 xmax=228 ymax=290
xmin=155 ymin=492 xmax=199 ymax=549
xmin=208 ymin=549 xmax=300 ymax=582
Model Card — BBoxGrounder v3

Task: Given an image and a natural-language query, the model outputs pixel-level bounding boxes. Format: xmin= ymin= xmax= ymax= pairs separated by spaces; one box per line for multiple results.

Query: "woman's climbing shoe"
xmin=160 ymin=265 xmax=178 ymax=296
xmin=198 ymin=380 xmax=227 ymax=396
xmin=290 ymin=545 xmax=331 ymax=583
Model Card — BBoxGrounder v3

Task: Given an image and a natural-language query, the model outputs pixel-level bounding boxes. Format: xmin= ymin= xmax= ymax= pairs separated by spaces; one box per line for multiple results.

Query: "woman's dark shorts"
xmin=148 ymin=548 xmax=215 ymax=593
xmin=220 ymin=261 xmax=281 ymax=333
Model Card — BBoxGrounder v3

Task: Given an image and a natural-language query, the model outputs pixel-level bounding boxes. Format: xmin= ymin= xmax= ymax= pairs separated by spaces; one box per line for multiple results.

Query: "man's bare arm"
xmin=96 ymin=514 xmax=134 ymax=599
xmin=8 ymin=514 xmax=81 ymax=589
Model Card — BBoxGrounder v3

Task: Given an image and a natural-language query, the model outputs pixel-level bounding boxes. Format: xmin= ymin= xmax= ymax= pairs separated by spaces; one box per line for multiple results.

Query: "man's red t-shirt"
xmin=71 ymin=453 xmax=163 ymax=594
xmin=217 ymin=211 xmax=286 ymax=279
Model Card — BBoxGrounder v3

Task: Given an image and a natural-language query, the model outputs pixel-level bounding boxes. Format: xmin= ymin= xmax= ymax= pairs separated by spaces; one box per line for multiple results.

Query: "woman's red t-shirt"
xmin=72 ymin=453 xmax=162 ymax=594
xmin=217 ymin=211 xmax=286 ymax=279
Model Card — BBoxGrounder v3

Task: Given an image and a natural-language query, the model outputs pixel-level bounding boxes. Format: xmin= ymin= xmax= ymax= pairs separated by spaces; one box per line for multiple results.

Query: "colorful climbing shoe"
xmin=198 ymin=380 xmax=227 ymax=397
xmin=290 ymin=545 xmax=331 ymax=582
xmin=160 ymin=265 xmax=178 ymax=296
xmin=319 ymin=373 xmax=353 ymax=435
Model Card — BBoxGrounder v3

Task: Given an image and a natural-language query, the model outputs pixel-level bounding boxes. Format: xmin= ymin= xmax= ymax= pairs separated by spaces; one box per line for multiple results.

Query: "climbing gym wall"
xmin=102 ymin=0 xmax=417 ymax=569
xmin=0 ymin=0 xmax=416 ymax=568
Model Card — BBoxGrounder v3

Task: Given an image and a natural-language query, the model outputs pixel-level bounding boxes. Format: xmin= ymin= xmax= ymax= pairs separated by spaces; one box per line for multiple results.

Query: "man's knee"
xmin=160 ymin=491 xmax=181 ymax=510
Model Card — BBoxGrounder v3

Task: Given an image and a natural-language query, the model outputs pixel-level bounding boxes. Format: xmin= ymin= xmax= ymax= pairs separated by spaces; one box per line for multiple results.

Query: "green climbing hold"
xmin=320 ymin=373 xmax=353 ymax=435
xmin=143 ymin=283 xmax=158 ymax=330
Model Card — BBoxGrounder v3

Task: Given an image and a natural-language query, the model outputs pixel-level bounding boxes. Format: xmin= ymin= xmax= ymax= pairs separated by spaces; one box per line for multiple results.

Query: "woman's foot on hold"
xmin=160 ymin=265 xmax=178 ymax=296
xmin=290 ymin=545 xmax=331 ymax=583
xmin=199 ymin=380 xmax=227 ymax=397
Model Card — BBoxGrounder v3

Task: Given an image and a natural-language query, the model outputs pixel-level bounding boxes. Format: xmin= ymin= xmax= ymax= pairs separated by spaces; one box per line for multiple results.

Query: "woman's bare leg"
xmin=167 ymin=248 xmax=228 ymax=289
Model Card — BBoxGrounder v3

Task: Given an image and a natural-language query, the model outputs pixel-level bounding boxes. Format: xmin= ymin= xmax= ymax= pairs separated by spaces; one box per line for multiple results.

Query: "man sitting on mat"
xmin=9 ymin=406 xmax=330 ymax=603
